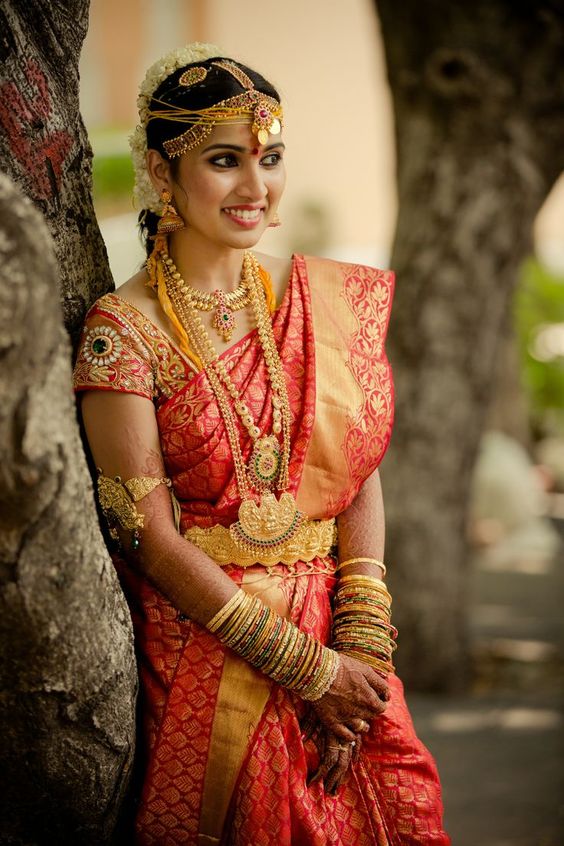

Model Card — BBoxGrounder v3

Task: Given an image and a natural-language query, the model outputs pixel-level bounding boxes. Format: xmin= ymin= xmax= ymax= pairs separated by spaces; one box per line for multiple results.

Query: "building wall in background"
xmin=80 ymin=0 xmax=396 ymax=269
xmin=80 ymin=0 xmax=564 ymax=277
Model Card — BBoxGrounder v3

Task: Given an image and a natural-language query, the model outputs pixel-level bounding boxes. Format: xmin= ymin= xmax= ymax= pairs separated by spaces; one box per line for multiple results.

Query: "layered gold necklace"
xmin=155 ymin=248 xmax=305 ymax=557
xmin=189 ymin=279 xmax=250 ymax=342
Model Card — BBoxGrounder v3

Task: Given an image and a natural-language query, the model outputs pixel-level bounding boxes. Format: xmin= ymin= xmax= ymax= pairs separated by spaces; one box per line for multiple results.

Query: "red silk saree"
xmin=74 ymin=254 xmax=449 ymax=845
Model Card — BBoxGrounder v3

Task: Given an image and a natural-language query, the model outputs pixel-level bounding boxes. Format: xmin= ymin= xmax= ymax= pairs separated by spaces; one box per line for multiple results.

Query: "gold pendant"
xmin=230 ymin=491 xmax=304 ymax=555
xmin=248 ymin=435 xmax=281 ymax=490
xmin=212 ymin=291 xmax=235 ymax=341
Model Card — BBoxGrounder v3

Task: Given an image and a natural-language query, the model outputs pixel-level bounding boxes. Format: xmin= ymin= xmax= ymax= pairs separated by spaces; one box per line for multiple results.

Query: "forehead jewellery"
xmin=147 ymin=59 xmax=283 ymax=158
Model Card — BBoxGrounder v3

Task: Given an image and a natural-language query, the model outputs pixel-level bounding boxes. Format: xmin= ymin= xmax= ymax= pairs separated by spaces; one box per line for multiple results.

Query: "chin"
xmin=220 ymin=229 xmax=266 ymax=250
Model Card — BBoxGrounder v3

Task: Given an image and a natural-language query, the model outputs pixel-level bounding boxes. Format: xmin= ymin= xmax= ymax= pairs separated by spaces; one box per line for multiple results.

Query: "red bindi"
xmin=251 ymin=146 xmax=260 ymax=156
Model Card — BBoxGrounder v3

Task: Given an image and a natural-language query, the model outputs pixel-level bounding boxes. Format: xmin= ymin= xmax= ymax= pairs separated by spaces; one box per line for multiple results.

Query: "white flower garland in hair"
xmin=129 ymin=42 xmax=222 ymax=212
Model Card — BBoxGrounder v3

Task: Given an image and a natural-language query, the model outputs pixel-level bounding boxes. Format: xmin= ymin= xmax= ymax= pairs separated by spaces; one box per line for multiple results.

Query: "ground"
xmin=408 ymin=518 xmax=564 ymax=845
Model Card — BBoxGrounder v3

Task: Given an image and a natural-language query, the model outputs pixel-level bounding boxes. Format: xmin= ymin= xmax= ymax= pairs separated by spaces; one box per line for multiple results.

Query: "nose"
xmin=236 ymin=160 xmax=267 ymax=201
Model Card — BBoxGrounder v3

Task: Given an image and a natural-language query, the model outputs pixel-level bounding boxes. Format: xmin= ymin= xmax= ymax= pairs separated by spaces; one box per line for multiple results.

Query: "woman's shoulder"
xmin=299 ymin=255 xmax=395 ymax=304
xmin=86 ymin=269 xmax=173 ymax=338
xmin=254 ymin=252 xmax=294 ymax=304
xmin=302 ymin=253 xmax=394 ymax=279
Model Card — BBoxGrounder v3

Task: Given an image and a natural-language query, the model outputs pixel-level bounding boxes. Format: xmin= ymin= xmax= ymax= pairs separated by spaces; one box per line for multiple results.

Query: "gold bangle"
xmin=338 ymin=574 xmax=387 ymax=588
xmin=206 ymin=589 xmax=246 ymax=632
xmin=337 ymin=557 xmax=386 ymax=577
xmin=207 ymin=591 xmax=340 ymax=701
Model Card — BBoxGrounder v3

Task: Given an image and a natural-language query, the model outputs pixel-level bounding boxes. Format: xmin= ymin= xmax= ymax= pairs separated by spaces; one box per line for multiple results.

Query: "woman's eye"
xmin=210 ymin=154 xmax=238 ymax=168
xmin=261 ymin=152 xmax=282 ymax=167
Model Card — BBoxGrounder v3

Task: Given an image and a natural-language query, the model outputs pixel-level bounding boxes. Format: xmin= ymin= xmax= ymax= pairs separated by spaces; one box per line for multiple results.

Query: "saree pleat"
xmin=73 ymin=254 xmax=448 ymax=845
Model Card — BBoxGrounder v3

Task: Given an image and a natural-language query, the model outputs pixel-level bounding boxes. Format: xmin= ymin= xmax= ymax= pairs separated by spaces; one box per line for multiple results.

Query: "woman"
xmin=74 ymin=43 xmax=449 ymax=845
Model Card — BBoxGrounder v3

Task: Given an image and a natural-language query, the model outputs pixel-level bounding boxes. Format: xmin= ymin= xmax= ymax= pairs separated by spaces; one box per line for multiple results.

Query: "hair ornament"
xmin=179 ymin=66 xmax=208 ymax=87
xmin=156 ymin=56 xmax=283 ymax=158
xmin=129 ymin=42 xmax=283 ymax=210
xmin=158 ymin=88 xmax=283 ymax=158
xmin=212 ymin=59 xmax=255 ymax=90
xmin=129 ymin=42 xmax=221 ymax=211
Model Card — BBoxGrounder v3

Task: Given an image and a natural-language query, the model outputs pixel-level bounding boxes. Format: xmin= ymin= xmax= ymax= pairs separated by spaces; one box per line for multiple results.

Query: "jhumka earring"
xmin=157 ymin=189 xmax=185 ymax=234
xmin=268 ymin=212 xmax=281 ymax=228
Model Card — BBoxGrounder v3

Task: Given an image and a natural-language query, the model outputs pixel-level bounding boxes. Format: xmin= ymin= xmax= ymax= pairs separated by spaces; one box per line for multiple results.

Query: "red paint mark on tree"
xmin=0 ymin=59 xmax=74 ymax=203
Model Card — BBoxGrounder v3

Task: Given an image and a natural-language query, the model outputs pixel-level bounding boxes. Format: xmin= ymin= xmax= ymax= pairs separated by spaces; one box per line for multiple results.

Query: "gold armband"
xmin=96 ymin=468 xmax=179 ymax=549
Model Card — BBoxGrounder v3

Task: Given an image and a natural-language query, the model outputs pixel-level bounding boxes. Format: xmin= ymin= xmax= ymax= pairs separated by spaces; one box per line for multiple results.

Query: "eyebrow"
xmin=201 ymin=141 xmax=286 ymax=154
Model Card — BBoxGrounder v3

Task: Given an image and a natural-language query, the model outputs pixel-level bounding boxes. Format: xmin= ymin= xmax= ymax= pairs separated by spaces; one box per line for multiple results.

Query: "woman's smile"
xmin=167 ymin=123 xmax=286 ymax=249
xmin=223 ymin=204 xmax=265 ymax=227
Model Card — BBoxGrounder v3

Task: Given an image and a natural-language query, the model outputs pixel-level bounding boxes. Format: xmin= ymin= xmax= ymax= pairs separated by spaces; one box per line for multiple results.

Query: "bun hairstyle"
xmin=136 ymin=54 xmax=281 ymax=255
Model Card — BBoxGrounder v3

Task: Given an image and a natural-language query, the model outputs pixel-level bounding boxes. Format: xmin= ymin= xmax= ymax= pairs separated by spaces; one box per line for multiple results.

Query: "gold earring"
xmin=268 ymin=212 xmax=281 ymax=228
xmin=157 ymin=189 xmax=185 ymax=234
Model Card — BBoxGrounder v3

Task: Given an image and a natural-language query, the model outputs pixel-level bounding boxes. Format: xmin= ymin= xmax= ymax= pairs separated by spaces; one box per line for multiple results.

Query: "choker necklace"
xmin=155 ymin=248 xmax=305 ymax=558
xmin=189 ymin=279 xmax=250 ymax=343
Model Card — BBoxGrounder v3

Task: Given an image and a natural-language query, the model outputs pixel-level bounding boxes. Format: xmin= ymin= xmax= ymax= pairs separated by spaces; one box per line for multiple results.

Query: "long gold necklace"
xmin=157 ymin=248 xmax=305 ymax=557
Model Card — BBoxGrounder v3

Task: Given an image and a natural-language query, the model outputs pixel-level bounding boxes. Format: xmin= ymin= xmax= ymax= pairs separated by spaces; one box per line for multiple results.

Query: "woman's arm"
xmin=308 ymin=470 xmax=392 ymax=792
xmin=81 ymin=390 xmax=239 ymax=625
xmin=82 ymin=390 xmax=388 ymax=725
xmin=336 ymin=468 xmax=386 ymax=582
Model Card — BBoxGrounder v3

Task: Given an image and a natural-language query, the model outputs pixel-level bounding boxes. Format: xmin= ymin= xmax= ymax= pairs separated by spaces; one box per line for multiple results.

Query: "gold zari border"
xmin=184 ymin=517 xmax=336 ymax=567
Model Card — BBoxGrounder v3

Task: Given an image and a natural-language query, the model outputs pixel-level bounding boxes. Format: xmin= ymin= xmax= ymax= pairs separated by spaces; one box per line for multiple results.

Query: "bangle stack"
xmin=207 ymin=590 xmax=340 ymax=701
xmin=337 ymin=556 xmax=387 ymax=578
xmin=332 ymin=572 xmax=397 ymax=677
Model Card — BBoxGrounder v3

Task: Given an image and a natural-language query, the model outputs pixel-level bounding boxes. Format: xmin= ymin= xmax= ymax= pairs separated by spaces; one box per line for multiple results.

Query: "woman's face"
xmin=169 ymin=121 xmax=286 ymax=251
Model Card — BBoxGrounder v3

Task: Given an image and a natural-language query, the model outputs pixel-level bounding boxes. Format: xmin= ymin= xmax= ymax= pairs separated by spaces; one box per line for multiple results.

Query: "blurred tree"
xmin=0 ymin=1 xmax=136 ymax=843
xmin=375 ymin=0 xmax=564 ymax=690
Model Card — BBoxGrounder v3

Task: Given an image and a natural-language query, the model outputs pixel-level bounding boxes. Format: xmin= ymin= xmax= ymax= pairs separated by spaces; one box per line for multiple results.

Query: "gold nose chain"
xmin=155 ymin=248 xmax=306 ymax=557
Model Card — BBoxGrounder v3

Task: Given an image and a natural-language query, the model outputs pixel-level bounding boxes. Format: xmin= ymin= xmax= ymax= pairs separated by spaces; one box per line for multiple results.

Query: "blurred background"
xmin=80 ymin=1 xmax=564 ymax=843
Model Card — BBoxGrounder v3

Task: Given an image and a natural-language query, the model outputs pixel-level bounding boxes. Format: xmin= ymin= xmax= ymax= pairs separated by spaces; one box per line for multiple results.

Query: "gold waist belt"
xmin=184 ymin=516 xmax=337 ymax=568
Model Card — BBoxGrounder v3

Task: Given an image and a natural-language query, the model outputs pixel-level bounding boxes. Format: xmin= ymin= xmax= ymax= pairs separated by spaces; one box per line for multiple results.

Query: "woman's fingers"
xmin=330 ymin=722 xmax=358 ymax=743
xmin=308 ymin=742 xmax=340 ymax=785
xmin=309 ymin=736 xmax=355 ymax=794
xmin=362 ymin=666 xmax=390 ymax=702
xmin=299 ymin=709 xmax=318 ymax=743
xmin=324 ymin=746 xmax=352 ymax=795
xmin=348 ymin=717 xmax=370 ymax=733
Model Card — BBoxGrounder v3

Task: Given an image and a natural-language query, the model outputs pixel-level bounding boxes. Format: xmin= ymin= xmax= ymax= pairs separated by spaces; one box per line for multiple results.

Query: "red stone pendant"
xmin=212 ymin=291 xmax=236 ymax=341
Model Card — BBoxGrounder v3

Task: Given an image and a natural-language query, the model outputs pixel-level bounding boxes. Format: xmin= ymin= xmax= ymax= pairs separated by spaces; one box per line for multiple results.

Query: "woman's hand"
xmin=311 ymin=653 xmax=389 ymax=742
xmin=308 ymin=728 xmax=357 ymax=795
xmin=306 ymin=716 xmax=371 ymax=794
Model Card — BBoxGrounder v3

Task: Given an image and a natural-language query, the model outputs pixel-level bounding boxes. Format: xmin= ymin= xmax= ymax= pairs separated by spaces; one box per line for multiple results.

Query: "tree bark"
xmin=0 ymin=2 xmax=136 ymax=843
xmin=375 ymin=0 xmax=564 ymax=690
xmin=0 ymin=0 xmax=113 ymax=339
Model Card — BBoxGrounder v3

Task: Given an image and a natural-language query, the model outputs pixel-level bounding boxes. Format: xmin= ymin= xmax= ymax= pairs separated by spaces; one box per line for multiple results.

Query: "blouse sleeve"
xmin=73 ymin=299 xmax=155 ymax=400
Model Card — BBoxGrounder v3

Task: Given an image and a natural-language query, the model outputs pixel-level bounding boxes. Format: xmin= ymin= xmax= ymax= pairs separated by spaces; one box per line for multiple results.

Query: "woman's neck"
xmin=167 ymin=232 xmax=247 ymax=295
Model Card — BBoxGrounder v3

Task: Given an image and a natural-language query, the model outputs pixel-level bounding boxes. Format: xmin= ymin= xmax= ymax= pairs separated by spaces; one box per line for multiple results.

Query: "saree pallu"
xmin=74 ymin=254 xmax=449 ymax=846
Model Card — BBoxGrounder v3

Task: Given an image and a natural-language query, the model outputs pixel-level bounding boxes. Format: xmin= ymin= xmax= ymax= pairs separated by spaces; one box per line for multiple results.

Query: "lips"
xmin=223 ymin=206 xmax=264 ymax=222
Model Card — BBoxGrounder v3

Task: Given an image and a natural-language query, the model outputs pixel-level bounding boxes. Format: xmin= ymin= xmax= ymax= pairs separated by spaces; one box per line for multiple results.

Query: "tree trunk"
xmin=0 ymin=2 xmax=136 ymax=843
xmin=0 ymin=0 xmax=113 ymax=338
xmin=375 ymin=0 xmax=564 ymax=690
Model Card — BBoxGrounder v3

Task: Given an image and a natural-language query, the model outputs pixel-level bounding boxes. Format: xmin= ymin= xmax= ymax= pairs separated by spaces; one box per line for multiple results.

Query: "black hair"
xmin=139 ymin=57 xmax=281 ymax=255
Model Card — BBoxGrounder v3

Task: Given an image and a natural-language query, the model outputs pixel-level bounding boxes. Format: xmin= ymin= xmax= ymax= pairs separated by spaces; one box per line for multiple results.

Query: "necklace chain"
xmin=158 ymin=249 xmax=292 ymax=498
xmin=173 ymin=268 xmax=251 ymax=342
xmin=189 ymin=283 xmax=249 ymax=312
